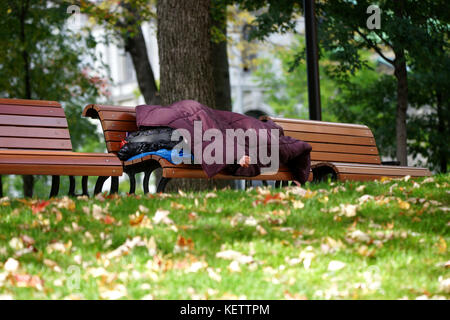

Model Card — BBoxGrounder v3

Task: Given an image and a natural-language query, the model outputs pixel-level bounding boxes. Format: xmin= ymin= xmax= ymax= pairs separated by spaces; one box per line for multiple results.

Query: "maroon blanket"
xmin=136 ymin=100 xmax=312 ymax=184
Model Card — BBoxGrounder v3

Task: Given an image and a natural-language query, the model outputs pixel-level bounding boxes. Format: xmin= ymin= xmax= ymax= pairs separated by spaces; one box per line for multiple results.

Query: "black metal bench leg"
xmin=127 ymin=172 xmax=136 ymax=194
xmin=68 ymin=176 xmax=76 ymax=196
xmin=50 ymin=175 xmax=60 ymax=198
xmin=110 ymin=176 xmax=119 ymax=194
xmin=82 ymin=176 xmax=89 ymax=196
xmin=143 ymin=171 xmax=151 ymax=194
xmin=0 ymin=175 xmax=3 ymax=198
xmin=94 ymin=176 xmax=109 ymax=195
xmin=142 ymin=163 xmax=160 ymax=194
xmin=156 ymin=177 xmax=171 ymax=193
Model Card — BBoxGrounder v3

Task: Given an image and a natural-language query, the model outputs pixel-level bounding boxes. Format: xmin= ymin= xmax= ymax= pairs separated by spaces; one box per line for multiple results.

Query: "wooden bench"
xmin=0 ymin=98 xmax=123 ymax=197
xmin=82 ymin=104 xmax=310 ymax=193
xmin=261 ymin=116 xmax=431 ymax=181
xmin=82 ymin=104 xmax=430 ymax=193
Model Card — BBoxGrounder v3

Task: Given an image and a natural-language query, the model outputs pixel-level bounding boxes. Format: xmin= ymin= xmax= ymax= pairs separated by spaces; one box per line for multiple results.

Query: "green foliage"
xmin=80 ymin=0 xmax=156 ymax=45
xmin=236 ymin=0 xmax=449 ymax=170
xmin=253 ymin=36 xmax=337 ymax=121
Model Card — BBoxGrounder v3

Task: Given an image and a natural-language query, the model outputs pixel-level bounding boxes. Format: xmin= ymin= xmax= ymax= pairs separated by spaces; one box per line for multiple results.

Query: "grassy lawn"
xmin=0 ymin=174 xmax=449 ymax=300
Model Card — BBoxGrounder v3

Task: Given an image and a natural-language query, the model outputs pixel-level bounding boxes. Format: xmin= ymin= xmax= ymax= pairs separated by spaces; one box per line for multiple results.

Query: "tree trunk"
xmin=393 ymin=48 xmax=408 ymax=167
xmin=125 ymin=26 xmax=160 ymax=105
xmin=157 ymin=0 xmax=215 ymax=107
xmin=436 ymin=90 xmax=448 ymax=173
xmin=157 ymin=0 xmax=233 ymax=192
xmin=211 ymin=6 xmax=232 ymax=111
xmin=20 ymin=0 xmax=33 ymax=197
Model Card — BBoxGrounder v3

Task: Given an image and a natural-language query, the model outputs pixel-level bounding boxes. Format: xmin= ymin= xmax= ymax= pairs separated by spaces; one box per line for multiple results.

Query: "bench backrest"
xmin=262 ymin=116 xmax=381 ymax=165
xmin=82 ymin=105 xmax=381 ymax=165
xmin=0 ymin=98 xmax=73 ymax=151
xmin=82 ymin=104 xmax=137 ymax=154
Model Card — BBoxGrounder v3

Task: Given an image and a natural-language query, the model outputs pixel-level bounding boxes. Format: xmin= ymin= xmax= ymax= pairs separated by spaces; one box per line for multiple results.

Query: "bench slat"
xmin=0 ymin=127 xmax=70 ymax=139
xmin=162 ymin=167 xmax=295 ymax=181
xmin=262 ymin=116 xmax=370 ymax=129
xmin=0 ymin=114 xmax=68 ymax=128
xmin=99 ymin=111 xmax=137 ymax=121
xmin=285 ymin=131 xmax=377 ymax=146
xmin=309 ymin=142 xmax=378 ymax=155
xmin=0 ymin=105 xmax=66 ymax=117
xmin=0 ymin=154 xmax=120 ymax=166
xmin=102 ymin=120 xmax=137 ymax=132
xmin=333 ymin=163 xmax=430 ymax=176
xmin=0 ymin=99 xmax=61 ymax=107
xmin=0 ymin=150 xmax=119 ymax=157
xmin=0 ymin=164 xmax=122 ymax=176
xmin=278 ymin=122 xmax=374 ymax=137
xmin=311 ymin=151 xmax=381 ymax=164
xmin=0 ymin=137 xmax=72 ymax=150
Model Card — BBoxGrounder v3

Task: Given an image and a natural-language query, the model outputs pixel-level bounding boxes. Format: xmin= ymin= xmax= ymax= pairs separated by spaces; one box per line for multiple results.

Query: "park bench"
xmin=260 ymin=116 xmax=431 ymax=181
xmin=0 ymin=98 xmax=122 ymax=197
xmin=82 ymin=104 xmax=430 ymax=193
xmin=82 ymin=104 xmax=310 ymax=193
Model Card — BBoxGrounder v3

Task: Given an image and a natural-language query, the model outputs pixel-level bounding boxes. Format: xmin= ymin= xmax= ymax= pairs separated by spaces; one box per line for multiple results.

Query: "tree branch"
xmin=355 ymin=28 xmax=395 ymax=65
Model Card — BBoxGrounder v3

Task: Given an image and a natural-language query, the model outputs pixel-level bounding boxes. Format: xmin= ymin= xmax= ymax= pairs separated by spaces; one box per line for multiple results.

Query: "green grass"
xmin=0 ymin=174 xmax=449 ymax=300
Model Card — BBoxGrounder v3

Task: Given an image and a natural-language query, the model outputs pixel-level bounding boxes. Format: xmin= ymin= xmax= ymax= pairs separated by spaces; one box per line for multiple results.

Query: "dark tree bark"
xmin=392 ymin=0 xmax=408 ymax=166
xmin=121 ymin=2 xmax=160 ymax=105
xmin=19 ymin=0 xmax=33 ymax=197
xmin=125 ymin=26 xmax=160 ymax=105
xmin=436 ymin=90 xmax=448 ymax=173
xmin=157 ymin=0 xmax=215 ymax=107
xmin=211 ymin=6 xmax=232 ymax=111
xmin=157 ymin=0 xmax=234 ymax=192
xmin=393 ymin=47 xmax=409 ymax=167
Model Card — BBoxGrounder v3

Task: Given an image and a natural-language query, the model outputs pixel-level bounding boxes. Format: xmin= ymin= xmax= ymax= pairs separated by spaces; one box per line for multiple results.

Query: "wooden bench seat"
xmin=0 ymin=99 xmax=122 ymax=197
xmin=82 ymin=104 xmax=430 ymax=194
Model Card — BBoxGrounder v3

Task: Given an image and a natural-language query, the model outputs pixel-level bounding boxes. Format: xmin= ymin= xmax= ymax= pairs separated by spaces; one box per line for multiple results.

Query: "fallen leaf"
xmin=129 ymin=213 xmax=145 ymax=226
xmin=228 ymin=260 xmax=241 ymax=273
xmin=31 ymin=201 xmax=50 ymax=214
xmin=4 ymin=258 xmax=19 ymax=272
xmin=328 ymin=260 xmax=346 ymax=271
xmin=152 ymin=209 xmax=173 ymax=225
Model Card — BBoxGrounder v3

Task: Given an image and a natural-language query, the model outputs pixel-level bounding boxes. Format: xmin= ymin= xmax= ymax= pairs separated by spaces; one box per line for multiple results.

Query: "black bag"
xmin=117 ymin=126 xmax=182 ymax=161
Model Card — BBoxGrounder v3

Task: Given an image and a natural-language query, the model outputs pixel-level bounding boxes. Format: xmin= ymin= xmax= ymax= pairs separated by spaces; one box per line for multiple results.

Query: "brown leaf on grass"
xmin=174 ymin=235 xmax=194 ymax=253
xmin=129 ymin=213 xmax=145 ymax=226
xmin=170 ymin=202 xmax=186 ymax=210
xmin=31 ymin=200 xmax=50 ymax=214
xmin=263 ymin=193 xmax=284 ymax=205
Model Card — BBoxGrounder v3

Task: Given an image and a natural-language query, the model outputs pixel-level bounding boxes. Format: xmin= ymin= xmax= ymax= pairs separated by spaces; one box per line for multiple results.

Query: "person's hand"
xmin=239 ymin=155 xmax=251 ymax=168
